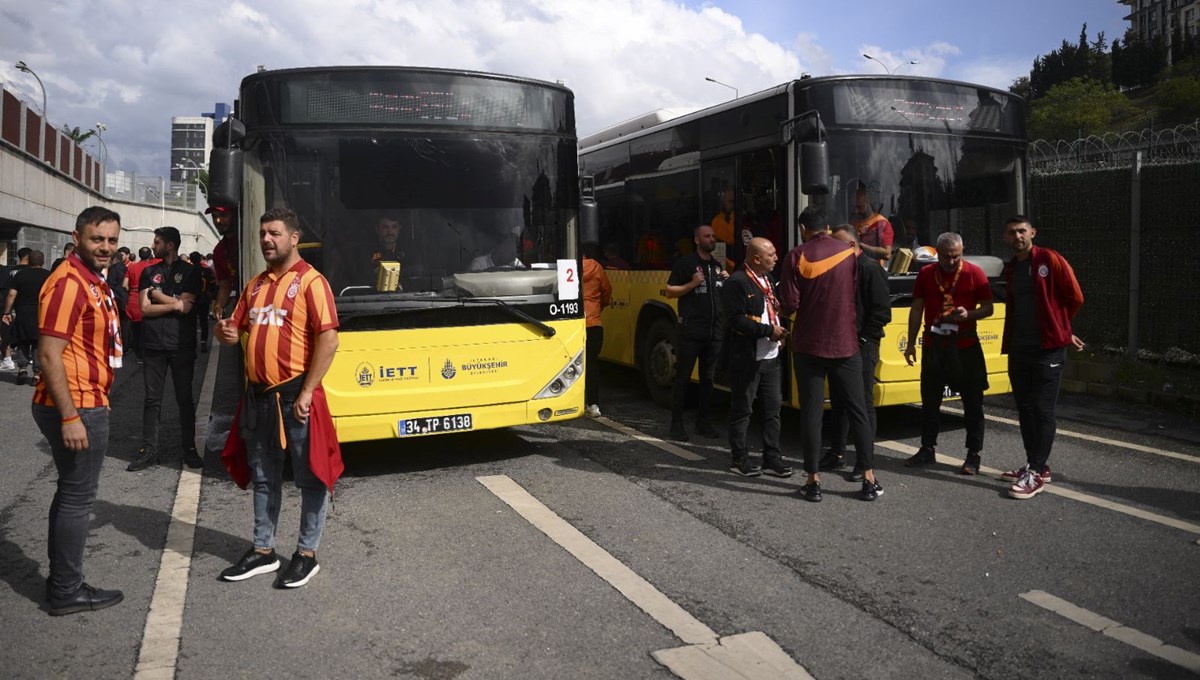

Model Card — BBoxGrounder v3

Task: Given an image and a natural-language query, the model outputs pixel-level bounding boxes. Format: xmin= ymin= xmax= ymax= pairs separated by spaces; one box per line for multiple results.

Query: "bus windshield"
xmin=247 ymin=129 xmax=578 ymax=305
xmin=808 ymin=130 xmax=1025 ymax=258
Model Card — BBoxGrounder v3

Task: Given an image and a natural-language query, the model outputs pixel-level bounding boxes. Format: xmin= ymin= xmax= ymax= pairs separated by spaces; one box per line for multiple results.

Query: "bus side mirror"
xmin=800 ymin=141 xmax=829 ymax=196
xmin=580 ymin=198 xmax=599 ymax=245
xmin=208 ymin=148 xmax=243 ymax=207
xmin=579 ymin=174 xmax=599 ymax=245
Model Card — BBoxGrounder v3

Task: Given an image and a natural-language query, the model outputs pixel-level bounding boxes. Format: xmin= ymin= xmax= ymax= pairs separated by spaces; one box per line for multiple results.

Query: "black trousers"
xmin=129 ymin=321 xmax=143 ymax=359
xmin=142 ymin=348 xmax=197 ymax=455
xmin=671 ymin=334 xmax=722 ymax=425
xmin=727 ymin=355 xmax=782 ymax=462
xmin=920 ymin=339 xmax=987 ymax=452
xmin=194 ymin=302 xmax=210 ymax=344
xmin=585 ymin=325 xmax=604 ymax=405
xmin=830 ymin=341 xmax=880 ymax=462
xmin=794 ymin=351 xmax=874 ymax=474
xmin=1008 ymin=346 xmax=1066 ymax=472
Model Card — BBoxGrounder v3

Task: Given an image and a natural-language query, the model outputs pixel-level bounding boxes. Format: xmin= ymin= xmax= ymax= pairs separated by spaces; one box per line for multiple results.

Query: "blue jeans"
xmin=240 ymin=392 xmax=329 ymax=553
xmin=33 ymin=403 xmax=109 ymax=598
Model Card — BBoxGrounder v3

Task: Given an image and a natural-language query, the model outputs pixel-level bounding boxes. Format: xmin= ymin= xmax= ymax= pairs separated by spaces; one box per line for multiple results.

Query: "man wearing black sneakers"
xmin=665 ymin=225 xmax=727 ymax=442
xmin=217 ymin=208 xmax=343 ymax=588
xmin=903 ymin=232 xmax=993 ymax=475
xmin=721 ymin=238 xmax=791 ymax=478
xmin=819 ymin=226 xmax=891 ymax=480
xmin=779 ymin=209 xmax=883 ymax=502
xmin=127 ymin=227 xmax=203 ymax=471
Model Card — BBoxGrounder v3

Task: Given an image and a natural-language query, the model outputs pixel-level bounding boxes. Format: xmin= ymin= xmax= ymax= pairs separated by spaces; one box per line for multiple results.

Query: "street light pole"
xmin=15 ymin=60 xmax=47 ymax=161
xmin=94 ymin=123 xmax=107 ymax=193
xmin=704 ymin=76 xmax=738 ymax=99
xmin=862 ymin=53 xmax=920 ymax=74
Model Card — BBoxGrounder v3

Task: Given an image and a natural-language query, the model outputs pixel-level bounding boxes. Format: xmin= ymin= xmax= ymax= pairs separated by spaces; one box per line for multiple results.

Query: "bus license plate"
xmin=398 ymin=413 xmax=473 ymax=437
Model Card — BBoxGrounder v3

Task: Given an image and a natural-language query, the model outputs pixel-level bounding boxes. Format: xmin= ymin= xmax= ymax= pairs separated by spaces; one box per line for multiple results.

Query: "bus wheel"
xmin=642 ymin=319 xmax=676 ymax=407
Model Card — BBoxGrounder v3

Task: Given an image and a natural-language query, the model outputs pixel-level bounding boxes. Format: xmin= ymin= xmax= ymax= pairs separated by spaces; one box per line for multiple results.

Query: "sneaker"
xmin=277 ymin=551 xmax=320 ymax=588
xmin=183 ymin=448 xmax=203 ymax=469
xmin=694 ymin=421 xmax=720 ymax=439
xmin=860 ymin=479 xmax=884 ymax=501
xmin=761 ymin=457 xmax=794 ymax=478
xmin=15 ymin=368 xmax=27 ymax=385
xmin=799 ymin=481 xmax=822 ymax=503
xmin=668 ymin=422 xmax=689 ymax=442
xmin=817 ymin=449 xmax=846 ymax=471
xmin=220 ymin=548 xmax=281 ymax=582
xmin=729 ymin=458 xmax=763 ymax=477
xmin=585 ymin=404 xmax=601 ymax=417
xmin=847 ymin=466 xmax=865 ymax=482
xmin=961 ymin=451 xmax=982 ymax=476
xmin=1009 ymin=469 xmax=1046 ymax=500
xmin=1000 ymin=465 xmax=1051 ymax=483
xmin=905 ymin=446 xmax=936 ymax=467
xmin=0 ymin=357 xmax=15 ymax=371
xmin=47 ymin=582 xmax=123 ymax=616
xmin=126 ymin=447 xmax=158 ymax=472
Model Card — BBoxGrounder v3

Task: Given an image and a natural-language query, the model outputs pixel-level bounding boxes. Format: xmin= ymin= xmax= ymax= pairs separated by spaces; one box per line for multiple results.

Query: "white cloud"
xmin=955 ymin=58 xmax=1032 ymax=91
xmin=859 ymin=42 xmax=962 ymax=78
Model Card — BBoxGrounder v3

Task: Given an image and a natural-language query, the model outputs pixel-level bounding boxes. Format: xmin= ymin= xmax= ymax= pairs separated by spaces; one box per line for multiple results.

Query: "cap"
xmin=205 ymin=204 xmax=231 ymax=215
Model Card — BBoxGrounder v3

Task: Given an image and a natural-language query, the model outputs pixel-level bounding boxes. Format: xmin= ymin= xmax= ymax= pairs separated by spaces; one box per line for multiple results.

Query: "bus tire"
xmin=641 ymin=318 xmax=676 ymax=407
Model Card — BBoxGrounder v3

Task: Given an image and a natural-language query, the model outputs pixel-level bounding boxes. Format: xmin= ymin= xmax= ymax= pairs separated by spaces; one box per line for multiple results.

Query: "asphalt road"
xmin=1 ymin=346 xmax=1198 ymax=679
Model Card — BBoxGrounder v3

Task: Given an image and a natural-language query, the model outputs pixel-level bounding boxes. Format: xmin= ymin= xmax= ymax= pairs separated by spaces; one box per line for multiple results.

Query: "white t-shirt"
xmin=752 ymin=272 xmax=780 ymax=361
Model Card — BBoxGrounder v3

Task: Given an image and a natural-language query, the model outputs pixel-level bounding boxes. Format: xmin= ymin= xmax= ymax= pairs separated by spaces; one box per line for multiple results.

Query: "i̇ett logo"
xmin=356 ymin=362 xmax=374 ymax=388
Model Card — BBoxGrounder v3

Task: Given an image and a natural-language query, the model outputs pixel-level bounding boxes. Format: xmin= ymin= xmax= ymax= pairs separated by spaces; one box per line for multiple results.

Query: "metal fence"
xmin=1029 ymin=122 xmax=1200 ymax=365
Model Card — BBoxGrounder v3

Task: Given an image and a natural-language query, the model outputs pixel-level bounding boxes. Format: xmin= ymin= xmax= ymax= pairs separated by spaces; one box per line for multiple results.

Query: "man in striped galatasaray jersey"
xmin=32 ymin=206 xmax=125 ymax=616
xmin=216 ymin=207 xmax=342 ymax=589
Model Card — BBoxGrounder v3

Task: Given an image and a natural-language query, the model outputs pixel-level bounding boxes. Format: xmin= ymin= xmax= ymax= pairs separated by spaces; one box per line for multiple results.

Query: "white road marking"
xmin=593 ymin=415 xmax=705 ymax=461
xmin=873 ymin=440 xmax=1200 ymax=536
xmin=1020 ymin=590 xmax=1200 ymax=673
xmin=940 ymin=405 xmax=1200 ymax=464
xmin=477 ymin=475 xmax=813 ymax=679
xmin=133 ymin=348 xmax=218 ymax=680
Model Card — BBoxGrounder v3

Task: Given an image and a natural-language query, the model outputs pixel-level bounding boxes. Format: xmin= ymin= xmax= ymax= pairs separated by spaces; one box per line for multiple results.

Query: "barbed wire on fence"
xmin=1030 ymin=120 xmax=1200 ymax=173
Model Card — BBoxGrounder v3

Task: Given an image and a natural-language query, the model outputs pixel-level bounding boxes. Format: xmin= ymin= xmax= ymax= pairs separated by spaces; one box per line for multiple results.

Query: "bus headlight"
xmin=534 ymin=349 xmax=585 ymax=400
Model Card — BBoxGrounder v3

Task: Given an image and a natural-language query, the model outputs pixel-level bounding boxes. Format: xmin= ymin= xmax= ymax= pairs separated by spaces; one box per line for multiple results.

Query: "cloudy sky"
xmin=0 ymin=0 xmax=1127 ymax=176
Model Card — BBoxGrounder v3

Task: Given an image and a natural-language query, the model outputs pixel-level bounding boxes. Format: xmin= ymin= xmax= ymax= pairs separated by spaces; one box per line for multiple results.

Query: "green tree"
xmin=1009 ymin=75 xmax=1032 ymax=101
xmin=1158 ymin=75 xmax=1200 ymax=120
xmin=1028 ymin=78 xmax=1142 ymax=140
xmin=1112 ymin=31 xmax=1168 ymax=89
xmin=61 ymin=125 xmax=95 ymax=144
xmin=1029 ymin=24 xmax=1111 ymax=100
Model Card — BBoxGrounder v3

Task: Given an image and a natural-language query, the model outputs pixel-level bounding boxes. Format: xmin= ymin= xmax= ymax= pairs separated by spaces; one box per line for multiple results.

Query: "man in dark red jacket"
xmin=779 ymin=208 xmax=883 ymax=502
xmin=999 ymin=216 xmax=1084 ymax=500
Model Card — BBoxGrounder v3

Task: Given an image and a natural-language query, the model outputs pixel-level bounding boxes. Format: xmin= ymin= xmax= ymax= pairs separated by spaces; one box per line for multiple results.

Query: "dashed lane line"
xmin=476 ymin=474 xmax=814 ymax=679
xmin=1020 ymin=590 xmax=1200 ymax=674
xmin=941 ymin=405 xmax=1200 ymax=464
xmin=593 ymin=416 xmax=705 ymax=461
xmin=133 ymin=348 xmax=218 ymax=680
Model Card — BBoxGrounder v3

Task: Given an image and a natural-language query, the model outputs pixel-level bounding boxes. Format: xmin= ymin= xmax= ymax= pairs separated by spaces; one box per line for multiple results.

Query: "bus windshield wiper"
xmin=460 ymin=297 xmax=556 ymax=338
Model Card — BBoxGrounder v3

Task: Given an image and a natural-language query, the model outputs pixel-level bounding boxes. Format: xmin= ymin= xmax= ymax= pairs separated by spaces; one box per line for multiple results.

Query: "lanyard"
xmin=745 ymin=266 xmax=778 ymax=326
xmin=935 ymin=262 xmax=962 ymax=317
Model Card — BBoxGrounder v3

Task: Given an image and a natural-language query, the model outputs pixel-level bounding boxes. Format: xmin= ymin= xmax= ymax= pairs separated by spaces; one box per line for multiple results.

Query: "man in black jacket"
xmin=819 ymin=225 xmax=892 ymax=479
xmin=665 ymin=225 xmax=728 ymax=441
xmin=721 ymin=238 xmax=791 ymax=477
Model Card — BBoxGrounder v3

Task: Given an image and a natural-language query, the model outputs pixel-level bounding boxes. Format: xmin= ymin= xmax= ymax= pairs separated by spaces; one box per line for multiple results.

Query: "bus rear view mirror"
xmin=580 ymin=198 xmax=599 ymax=245
xmin=800 ymin=141 xmax=829 ymax=195
xmin=208 ymin=148 xmax=244 ymax=207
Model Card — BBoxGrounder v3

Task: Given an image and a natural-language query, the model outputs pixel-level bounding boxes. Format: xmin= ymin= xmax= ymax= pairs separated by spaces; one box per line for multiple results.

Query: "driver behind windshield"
xmin=468 ymin=234 xmax=524 ymax=271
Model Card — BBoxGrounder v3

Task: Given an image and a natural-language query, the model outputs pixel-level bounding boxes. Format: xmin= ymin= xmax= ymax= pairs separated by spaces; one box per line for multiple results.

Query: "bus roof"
xmin=239 ymin=65 xmax=574 ymax=96
xmin=578 ymin=74 xmax=1024 ymax=153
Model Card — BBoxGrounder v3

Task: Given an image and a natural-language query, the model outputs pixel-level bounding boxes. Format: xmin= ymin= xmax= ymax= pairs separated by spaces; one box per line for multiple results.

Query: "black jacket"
xmin=721 ymin=268 xmax=780 ymax=367
xmin=856 ymin=255 xmax=892 ymax=344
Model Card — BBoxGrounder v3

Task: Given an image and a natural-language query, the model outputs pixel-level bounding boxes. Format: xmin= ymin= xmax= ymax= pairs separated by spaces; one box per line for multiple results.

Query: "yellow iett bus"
xmin=578 ymin=75 xmax=1026 ymax=408
xmin=211 ymin=67 xmax=590 ymax=442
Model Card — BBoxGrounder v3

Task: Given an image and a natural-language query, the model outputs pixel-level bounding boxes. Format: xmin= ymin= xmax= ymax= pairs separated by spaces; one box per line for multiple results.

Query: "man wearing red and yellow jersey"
xmin=32 ymin=206 xmax=125 ymax=616
xmin=217 ymin=207 xmax=341 ymax=589
xmin=779 ymin=208 xmax=882 ymax=503
xmin=851 ymin=184 xmax=894 ymax=265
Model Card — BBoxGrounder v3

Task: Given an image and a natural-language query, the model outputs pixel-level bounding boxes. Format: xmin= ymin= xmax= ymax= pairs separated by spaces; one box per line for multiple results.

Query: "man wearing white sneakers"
xmin=999 ymin=216 xmax=1084 ymax=499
